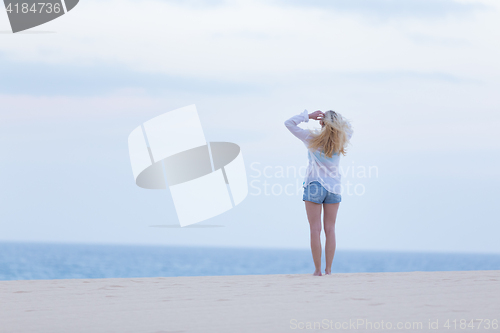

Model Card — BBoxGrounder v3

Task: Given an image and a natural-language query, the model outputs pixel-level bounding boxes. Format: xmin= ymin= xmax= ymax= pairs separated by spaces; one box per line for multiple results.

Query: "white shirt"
xmin=284 ymin=109 xmax=353 ymax=194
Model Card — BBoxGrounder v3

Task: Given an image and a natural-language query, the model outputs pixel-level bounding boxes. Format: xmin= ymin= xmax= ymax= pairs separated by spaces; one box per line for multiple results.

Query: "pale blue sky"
xmin=279 ymin=0 xmax=488 ymax=18
xmin=0 ymin=0 xmax=499 ymax=253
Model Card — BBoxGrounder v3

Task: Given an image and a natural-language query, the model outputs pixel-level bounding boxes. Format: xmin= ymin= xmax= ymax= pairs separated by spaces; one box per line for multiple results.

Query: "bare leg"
xmin=305 ymin=201 xmax=323 ymax=276
xmin=323 ymin=203 xmax=340 ymax=275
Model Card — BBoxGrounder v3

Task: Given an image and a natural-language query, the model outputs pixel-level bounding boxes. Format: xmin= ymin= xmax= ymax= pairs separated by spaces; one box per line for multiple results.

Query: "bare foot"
xmin=324 ymin=271 xmax=332 ymax=275
xmin=313 ymin=270 xmax=322 ymax=276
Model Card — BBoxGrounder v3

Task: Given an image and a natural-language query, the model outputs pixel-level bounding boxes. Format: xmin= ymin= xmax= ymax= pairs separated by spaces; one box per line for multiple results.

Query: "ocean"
xmin=1 ymin=242 xmax=499 ymax=281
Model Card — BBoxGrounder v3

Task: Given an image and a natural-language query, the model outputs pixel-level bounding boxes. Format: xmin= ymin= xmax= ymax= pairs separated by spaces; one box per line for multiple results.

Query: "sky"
xmin=0 ymin=0 xmax=499 ymax=253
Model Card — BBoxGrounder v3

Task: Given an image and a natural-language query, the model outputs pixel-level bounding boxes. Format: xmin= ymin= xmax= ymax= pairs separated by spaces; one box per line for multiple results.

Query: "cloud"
xmin=0 ymin=0 xmax=497 ymax=87
xmin=0 ymin=55 xmax=262 ymax=96
xmin=159 ymin=0 xmax=227 ymax=7
xmin=0 ymin=46 xmax=472 ymax=97
xmin=275 ymin=0 xmax=489 ymax=20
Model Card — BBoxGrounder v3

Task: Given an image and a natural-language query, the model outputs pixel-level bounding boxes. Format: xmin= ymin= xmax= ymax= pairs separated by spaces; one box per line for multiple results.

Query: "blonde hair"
xmin=307 ymin=110 xmax=351 ymax=158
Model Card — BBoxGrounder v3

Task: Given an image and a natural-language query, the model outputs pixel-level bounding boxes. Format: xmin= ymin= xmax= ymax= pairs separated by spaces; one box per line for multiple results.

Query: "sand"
xmin=1 ymin=270 xmax=499 ymax=332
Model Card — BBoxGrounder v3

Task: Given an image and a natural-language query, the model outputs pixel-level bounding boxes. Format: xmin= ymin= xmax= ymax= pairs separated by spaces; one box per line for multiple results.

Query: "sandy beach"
xmin=1 ymin=270 xmax=499 ymax=332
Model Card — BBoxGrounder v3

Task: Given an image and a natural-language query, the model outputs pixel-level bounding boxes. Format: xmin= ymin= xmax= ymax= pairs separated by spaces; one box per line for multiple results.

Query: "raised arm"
xmin=284 ymin=110 xmax=323 ymax=143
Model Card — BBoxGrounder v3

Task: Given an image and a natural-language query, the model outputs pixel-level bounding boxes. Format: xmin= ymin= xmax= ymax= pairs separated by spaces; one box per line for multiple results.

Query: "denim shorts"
xmin=303 ymin=181 xmax=341 ymax=204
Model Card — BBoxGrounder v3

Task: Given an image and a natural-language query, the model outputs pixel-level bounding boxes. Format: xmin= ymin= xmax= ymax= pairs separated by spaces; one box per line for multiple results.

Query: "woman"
xmin=284 ymin=109 xmax=353 ymax=276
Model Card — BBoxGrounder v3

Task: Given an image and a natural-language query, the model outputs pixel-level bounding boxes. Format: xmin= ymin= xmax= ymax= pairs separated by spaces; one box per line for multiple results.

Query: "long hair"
xmin=307 ymin=110 xmax=351 ymax=158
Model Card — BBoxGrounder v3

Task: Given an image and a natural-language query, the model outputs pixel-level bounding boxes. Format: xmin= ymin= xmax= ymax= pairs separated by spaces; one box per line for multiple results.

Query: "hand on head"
xmin=309 ymin=110 xmax=324 ymax=121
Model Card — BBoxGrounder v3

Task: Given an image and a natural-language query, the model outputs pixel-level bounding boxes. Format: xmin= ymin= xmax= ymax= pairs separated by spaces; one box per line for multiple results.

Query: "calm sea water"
xmin=1 ymin=242 xmax=499 ymax=281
